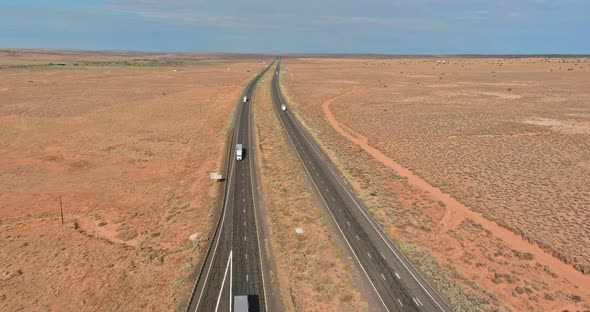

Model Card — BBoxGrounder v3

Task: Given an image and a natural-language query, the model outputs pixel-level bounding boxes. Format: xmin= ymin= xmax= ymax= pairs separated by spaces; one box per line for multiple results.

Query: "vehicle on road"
xmin=236 ymin=144 xmax=243 ymax=161
xmin=234 ymin=295 xmax=260 ymax=312
xmin=243 ymin=96 xmax=248 ymax=103
xmin=281 ymin=103 xmax=287 ymax=111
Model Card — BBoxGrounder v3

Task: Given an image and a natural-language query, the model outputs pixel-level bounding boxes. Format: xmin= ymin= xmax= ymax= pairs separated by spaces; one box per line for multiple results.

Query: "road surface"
xmin=270 ymin=61 xmax=452 ymax=312
xmin=187 ymin=63 xmax=272 ymax=312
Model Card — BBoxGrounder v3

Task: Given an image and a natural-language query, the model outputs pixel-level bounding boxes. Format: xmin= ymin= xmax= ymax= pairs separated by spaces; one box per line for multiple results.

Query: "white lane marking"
xmin=242 ymin=198 xmax=245 ymax=202
xmin=274 ymin=102 xmax=391 ymax=312
xmin=381 ymin=273 xmax=386 ymax=281
xmin=244 ymin=236 xmax=247 ymax=241
xmin=246 ymin=274 xmax=249 ymax=282
xmin=381 ymin=252 xmax=385 ymax=259
xmin=245 ymin=254 xmax=248 ymax=260
xmin=356 ymin=235 xmax=360 ymax=240
xmin=367 ymin=252 xmax=372 ymax=259
xmin=244 ymin=221 xmax=246 ymax=226
xmin=214 ymin=250 xmax=232 ymax=312
xmin=287 ymin=110 xmax=448 ymax=311
xmin=194 ymin=130 xmax=238 ymax=312
xmin=417 ymin=298 xmax=424 ymax=306
xmin=347 ymin=221 xmax=350 ymax=226
xmin=243 ymin=209 xmax=246 ymax=214
xmin=229 ymin=250 xmax=232 ymax=311
xmin=413 ymin=298 xmax=420 ymax=306
xmin=395 ymin=272 xmax=401 ymax=280
xmin=398 ymin=299 xmax=403 ymax=307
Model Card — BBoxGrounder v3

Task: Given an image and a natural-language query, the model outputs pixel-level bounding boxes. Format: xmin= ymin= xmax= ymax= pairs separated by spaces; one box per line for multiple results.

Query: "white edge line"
xmin=277 ymin=63 xmax=449 ymax=312
xmin=215 ymin=250 xmax=233 ymax=312
xmin=230 ymin=251 xmax=233 ymax=311
xmin=286 ymin=92 xmax=448 ymax=312
xmin=194 ymin=85 xmax=242 ymax=312
xmin=272 ymin=74 xmax=391 ymax=312
xmin=249 ymin=65 xmax=271 ymax=312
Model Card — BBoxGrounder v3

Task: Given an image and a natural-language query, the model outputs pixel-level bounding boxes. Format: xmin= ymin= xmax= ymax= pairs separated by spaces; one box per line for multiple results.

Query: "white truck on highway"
xmin=281 ymin=103 xmax=287 ymax=111
xmin=236 ymin=144 xmax=243 ymax=161
xmin=243 ymin=96 xmax=248 ymax=103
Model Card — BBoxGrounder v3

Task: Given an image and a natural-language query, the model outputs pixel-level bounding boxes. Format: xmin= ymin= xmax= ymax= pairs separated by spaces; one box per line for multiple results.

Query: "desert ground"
xmin=281 ymin=57 xmax=590 ymax=311
xmin=252 ymin=65 xmax=367 ymax=311
xmin=0 ymin=50 xmax=265 ymax=311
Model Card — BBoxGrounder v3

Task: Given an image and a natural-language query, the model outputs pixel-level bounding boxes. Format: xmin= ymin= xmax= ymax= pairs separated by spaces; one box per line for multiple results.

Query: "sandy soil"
xmin=252 ymin=65 xmax=368 ymax=311
xmin=0 ymin=51 xmax=265 ymax=311
xmin=281 ymin=57 xmax=590 ymax=311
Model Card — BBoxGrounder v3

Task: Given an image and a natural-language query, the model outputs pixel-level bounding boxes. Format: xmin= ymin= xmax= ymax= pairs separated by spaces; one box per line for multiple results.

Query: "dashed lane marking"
xmin=417 ymin=298 xmax=424 ymax=306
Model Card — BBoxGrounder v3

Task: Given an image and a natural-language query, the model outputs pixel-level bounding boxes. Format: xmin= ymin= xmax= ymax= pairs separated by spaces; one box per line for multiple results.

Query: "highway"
xmin=187 ymin=62 xmax=272 ymax=312
xmin=270 ymin=61 xmax=452 ymax=312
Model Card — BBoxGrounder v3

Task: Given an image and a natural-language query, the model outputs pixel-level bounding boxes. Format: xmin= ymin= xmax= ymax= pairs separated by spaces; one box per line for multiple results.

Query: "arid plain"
xmin=281 ymin=57 xmax=590 ymax=311
xmin=0 ymin=50 xmax=264 ymax=311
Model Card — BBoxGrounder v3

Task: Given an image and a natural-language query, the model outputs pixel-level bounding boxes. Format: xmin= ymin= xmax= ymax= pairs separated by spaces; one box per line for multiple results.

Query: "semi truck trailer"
xmin=236 ymin=144 xmax=243 ymax=161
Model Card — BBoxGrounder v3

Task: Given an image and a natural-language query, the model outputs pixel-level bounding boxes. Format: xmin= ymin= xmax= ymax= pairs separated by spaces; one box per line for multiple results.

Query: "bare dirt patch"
xmin=0 ymin=51 xmax=266 ymax=311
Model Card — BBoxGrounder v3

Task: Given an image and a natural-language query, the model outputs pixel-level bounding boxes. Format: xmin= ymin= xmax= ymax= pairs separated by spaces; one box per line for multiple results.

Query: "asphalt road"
xmin=271 ymin=61 xmax=453 ymax=312
xmin=187 ymin=63 xmax=272 ymax=312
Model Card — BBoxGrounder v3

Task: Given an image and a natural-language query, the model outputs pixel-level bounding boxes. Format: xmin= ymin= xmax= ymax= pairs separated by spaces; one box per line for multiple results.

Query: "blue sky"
xmin=0 ymin=0 xmax=588 ymax=54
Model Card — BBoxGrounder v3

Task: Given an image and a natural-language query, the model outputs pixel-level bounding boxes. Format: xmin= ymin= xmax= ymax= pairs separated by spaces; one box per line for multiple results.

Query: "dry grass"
xmin=0 ymin=50 xmax=265 ymax=311
xmin=253 ymin=64 xmax=367 ymax=311
xmin=280 ymin=57 xmax=590 ymax=311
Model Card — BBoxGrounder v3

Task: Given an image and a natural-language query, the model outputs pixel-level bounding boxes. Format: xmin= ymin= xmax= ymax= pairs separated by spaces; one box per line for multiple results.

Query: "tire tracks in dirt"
xmin=321 ymin=88 xmax=590 ymax=290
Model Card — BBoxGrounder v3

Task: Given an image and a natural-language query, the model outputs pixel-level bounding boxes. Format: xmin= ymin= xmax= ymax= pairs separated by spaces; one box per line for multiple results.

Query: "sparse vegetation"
xmin=253 ymin=65 xmax=366 ymax=311
xmin=0 ymin=50 xmax=264 ymax=311
xmin=280 ymin=57 xmax=590 ymax=311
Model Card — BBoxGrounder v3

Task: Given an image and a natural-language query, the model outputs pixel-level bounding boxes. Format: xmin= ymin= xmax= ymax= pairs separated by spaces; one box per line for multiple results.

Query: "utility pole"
xmin=59 ymin=195 xmax=64 ymax=224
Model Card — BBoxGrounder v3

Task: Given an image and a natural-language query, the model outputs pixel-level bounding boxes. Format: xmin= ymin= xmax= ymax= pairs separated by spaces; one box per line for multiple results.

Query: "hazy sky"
xmin=0 ymin=0 xmax=588 ymax=54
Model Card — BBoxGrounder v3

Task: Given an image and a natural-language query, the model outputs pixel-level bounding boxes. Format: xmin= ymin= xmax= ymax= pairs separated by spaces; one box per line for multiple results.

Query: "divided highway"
xmin=187 ymin=63 xmax=272 ymax=312
xmin=271 ymin=62 xmax=452 ymax=312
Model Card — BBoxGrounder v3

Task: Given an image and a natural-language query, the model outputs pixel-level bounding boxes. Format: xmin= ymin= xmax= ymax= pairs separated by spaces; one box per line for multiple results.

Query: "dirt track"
xmin=282 ymin=56 xmax=590 ymax=311
xmin=322 ymin=89 xmax=590 ymax=290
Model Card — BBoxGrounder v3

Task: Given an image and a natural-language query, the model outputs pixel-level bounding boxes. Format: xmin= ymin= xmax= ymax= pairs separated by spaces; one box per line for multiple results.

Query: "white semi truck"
xmin=236 ymin=144 xmax=243 ymax=161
